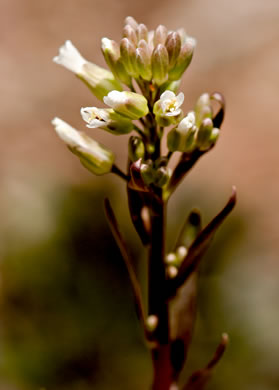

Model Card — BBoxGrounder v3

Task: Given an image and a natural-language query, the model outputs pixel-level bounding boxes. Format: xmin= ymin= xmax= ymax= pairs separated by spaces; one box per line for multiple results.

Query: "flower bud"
xmin=165 ymin=31 xmax=181 ymax=69
xmin=128 ymin=136 xmax=145 ymax=162
xmin=135 ymin=47 xmax=152 ymax=81
xmin=195 ymin=93 xmax=212 ymax=127
xmin=52 ymin=117 xmax=114 ymax=175
xmin=196 ymin=118 xmax=214 ymax=151
xmin=141 ymin=160 xmax=155 ymax=186
xmin=103 ymin=90 xmax=149 ymax=120
xmin=165 ymin=252 xmax=177 ymax=265
xmin=151 ymin=44 xmax=169 ymax=86
xmin=80 ymin=107 xmax=133 ymax=135
xmin=136 ymin=23 xmax=148 ymax=42
xmin=166 ymin=265 xmax=178 ymax=279
xmin=124 ymin=16 xmax=138 ymax=30
xmin=154 ymin=166 xmax=171 ymax=187
xmin=146 ymin=315 xmax=159 ymax=332
xmin=154 ymin=24 xmax=168 ymax=46
xmin=209 ymin=127 xmax=220 ymax=145
xmin=167 ymin=111 xmax=197 ymax=152
xmin=168 ymin=37 xmax=196 ymax=81
xmin=123 ymin=24 xmax=138 ymax=46
xmin=53 ymin=40 xmax=122 ymax=101
xmin=129 ymin=159 xmax=148 ymax=191
xmin=101 ymin=37 xmax=131 ymax=85
xmin=120 ymin=38 xmax=138 ymax=78
xmin=160 ymin=80 xmax=181 ymax=95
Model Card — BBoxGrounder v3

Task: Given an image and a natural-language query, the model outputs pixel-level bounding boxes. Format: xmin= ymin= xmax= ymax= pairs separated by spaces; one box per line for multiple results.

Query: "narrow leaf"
xmin=182 ymin=333 xmax=229 ymax=390
xmin=104 ymin=198 xmax=145 ymax=323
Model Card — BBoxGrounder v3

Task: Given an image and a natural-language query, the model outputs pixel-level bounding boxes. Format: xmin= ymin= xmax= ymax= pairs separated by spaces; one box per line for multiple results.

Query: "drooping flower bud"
xmin=168 ymin=37 xmax=196 ymax=81
xmin=128 ymin=136 xmax=145 ymax=162
xmin=167 ymin=111 xmax=197 ymax=152
xmin=101 ymin=38 xmax=131 ymax=85
xmin=53 ymin=40 xmax=122 ymax=101
xmin=80 ymin=107 xmax=133 ymax=135
xmin=153 ymin=90 xmax=184 ymax=126
xmin=165 ymin=31 xmax=182 ymax=69
xmin=52 ymin=117 xmax=115 ymax=175
xmin=151 ymin=44 xmax=169 ymax=86
xmin=153 ymin=25 xmax=168 ymax=46
xmin=103 ymin=91 xmax=149 ymax=120
xmin=120 ymin=38 xmax=138 ymax=78
xmin=196 ymin=118 xmax=214 ymax=151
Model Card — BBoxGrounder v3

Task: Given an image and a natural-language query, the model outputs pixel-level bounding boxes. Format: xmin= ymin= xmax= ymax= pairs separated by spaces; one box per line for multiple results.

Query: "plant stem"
xmin=148 ymin=193 xmax=173 ymax=390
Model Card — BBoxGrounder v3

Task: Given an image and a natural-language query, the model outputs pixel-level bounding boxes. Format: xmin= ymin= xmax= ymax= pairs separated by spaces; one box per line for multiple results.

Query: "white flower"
xmin=53 ymin=40 xmax=87 ymax=74
xmin=177 ymin=111 xmax=196 ymax=131
xmin=160 ymin=90 xmax=184 ymax=117
xmin=51 ymin=117 xmax=115 ymax=175
xmin=52 ymin=117 xmax=89 ymax=149
xmin=53 ymin=41 xmax=122 ymax=101
xmin=80 ymin=107 xmax=111 ymax=128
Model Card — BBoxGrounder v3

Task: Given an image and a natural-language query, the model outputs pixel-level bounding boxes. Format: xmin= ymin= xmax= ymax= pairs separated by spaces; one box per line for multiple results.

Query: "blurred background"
xmin=1 ymin=0 xmax=279 ymax=389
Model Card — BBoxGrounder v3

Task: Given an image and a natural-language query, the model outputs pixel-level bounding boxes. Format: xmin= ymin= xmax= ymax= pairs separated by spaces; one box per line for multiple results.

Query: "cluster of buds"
xmin=102 ymin=16 xmax=196 ymax=87
xmin=52 ymin=16 xmax=233 ymax=390
xmin=168 ymin=92 xmax=222 ymax=153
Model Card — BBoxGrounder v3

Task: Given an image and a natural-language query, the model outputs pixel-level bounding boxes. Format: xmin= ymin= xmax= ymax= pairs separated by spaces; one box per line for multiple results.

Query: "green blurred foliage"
xmin=0 ymin=180 xmax=278 ymax=390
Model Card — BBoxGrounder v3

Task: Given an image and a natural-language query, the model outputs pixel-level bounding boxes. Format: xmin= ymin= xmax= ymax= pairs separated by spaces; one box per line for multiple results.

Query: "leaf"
xmin=104 ymin=198 xmax=145 ymax=324
xmin=169 ymin=210 xmax=202 ymax=379
xmin=182 ymin=333 xmax=229 ymax=390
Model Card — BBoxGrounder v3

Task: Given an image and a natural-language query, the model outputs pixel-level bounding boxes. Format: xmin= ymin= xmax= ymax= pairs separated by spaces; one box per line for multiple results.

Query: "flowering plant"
xmin=52 ymin=16 xmax=236 ymax=390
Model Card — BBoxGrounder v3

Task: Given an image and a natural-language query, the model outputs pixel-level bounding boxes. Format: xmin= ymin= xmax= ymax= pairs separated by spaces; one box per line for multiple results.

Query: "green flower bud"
xmin=103 ymin=90 xmax=149 ymax=120
xmin=140 ymin=160 xmax=155 ymax=186
xmin=167 ymin=111 xmax=197 ymax=152
xmin=209 ymin=127 xmax=220 ymax=144
xmin=136 ymin=47 xmax=152 ymax=81
xmin=154 ymin=166 xmax=171 ymax=187
xmin=101 ymin=37 xmax=131 ymax=85
xmin=53 ymin=40 xmax=122 ymax=101
xmin=136 ymin=23 xmax=148 ymax=42
xmin=196 ymin=118 xmax=214 ymax=151
xmin=128 ymin=136 xmax=145 ymax=162
xmin=165 ymin=31 xmax=182 ymax=69
xmin=52 ymin=117 xmax=114 ymax=175
xmin=195 ymin=93 xmax=212 ymax=127
xmin=160 ymin=80 xmax=181 ymax=94
xmin=151 ymin=44 xmax=169 ymax=86
xmin=123 ymin=24 xmax=138 ymax=46
xmin=168 ymin=37 xmax=196 ymax=81
xmin=154 ymin=24 xmax=168 ymax=46
xmin=80 ymin=106 xmax=133 ymax=135
xmin=120 ymin=38 xmax=138 ymax=78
